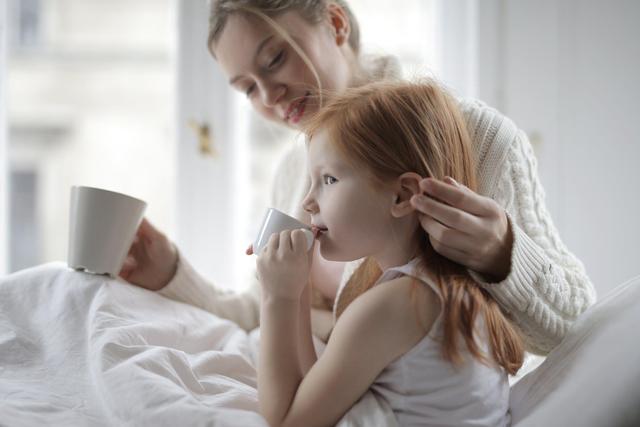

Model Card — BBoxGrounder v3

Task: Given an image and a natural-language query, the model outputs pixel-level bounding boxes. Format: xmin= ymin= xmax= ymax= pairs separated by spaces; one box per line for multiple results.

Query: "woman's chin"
xmin=288 ymin=105 xmax=318 ymax=130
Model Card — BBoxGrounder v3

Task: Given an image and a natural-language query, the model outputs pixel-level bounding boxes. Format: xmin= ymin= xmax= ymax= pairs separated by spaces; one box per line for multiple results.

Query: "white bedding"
xmin=509 ymin=274 xmax=640 ymax=426
xmin=0 ymin=263 xmax=395 ymax=426
xmin=2 ymin=263 xmax=639 ymax=426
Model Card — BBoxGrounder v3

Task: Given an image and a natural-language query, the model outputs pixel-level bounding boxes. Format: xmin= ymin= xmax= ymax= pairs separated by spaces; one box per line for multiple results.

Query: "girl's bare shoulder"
xmin=371 ymin=275 xmax=441 ymax=334
xmin=339 ymin=275 xmax=441 ymax=356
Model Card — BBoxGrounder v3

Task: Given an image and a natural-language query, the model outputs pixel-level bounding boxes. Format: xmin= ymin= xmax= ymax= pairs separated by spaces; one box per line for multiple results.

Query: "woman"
xmin=119 ymin=0 xmax=596 ymax=356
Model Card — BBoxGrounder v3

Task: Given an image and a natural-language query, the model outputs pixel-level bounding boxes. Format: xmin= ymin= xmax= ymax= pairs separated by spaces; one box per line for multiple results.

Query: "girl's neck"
xmin=373 ymin=235 xmax=422 ymax=272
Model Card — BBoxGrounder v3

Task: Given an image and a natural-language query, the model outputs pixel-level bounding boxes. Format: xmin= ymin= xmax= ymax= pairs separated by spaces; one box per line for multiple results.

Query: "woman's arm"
xmin=473 ymin=124 xmax=597 ymax=354
xmin=158 ymin=252 xmax=261 ymax=332
xmin=410 ymin=99 xmax=596 ymax=354
xmin=118 ymin=218 xmax=262 ymax=331
xmin=126 ymin=138 xmax=309 ymax=332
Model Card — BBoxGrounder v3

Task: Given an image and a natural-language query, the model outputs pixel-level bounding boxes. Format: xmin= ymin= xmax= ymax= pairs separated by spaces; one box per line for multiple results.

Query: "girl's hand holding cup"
xmin=253 ymin=208 xmax=315 ymax=301
xmin=256 ymin=229 xmax=315 ymax=301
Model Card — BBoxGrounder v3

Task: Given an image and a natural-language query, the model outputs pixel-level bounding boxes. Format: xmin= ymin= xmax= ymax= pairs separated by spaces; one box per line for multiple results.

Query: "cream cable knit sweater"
xmin=159 ymin=98 xmax=596 ymax=356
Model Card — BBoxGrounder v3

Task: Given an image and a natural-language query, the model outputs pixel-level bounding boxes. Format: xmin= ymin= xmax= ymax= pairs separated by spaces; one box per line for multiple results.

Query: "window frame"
xmin=1 ymin=0 xmax=9 ymax=275
xmin=175 ymin=0 xmax=249 ymax=288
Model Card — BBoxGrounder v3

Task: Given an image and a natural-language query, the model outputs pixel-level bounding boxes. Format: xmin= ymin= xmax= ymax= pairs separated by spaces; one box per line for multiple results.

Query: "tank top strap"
xmin=374 ymin=257 xmax=441 ymax=297
xmin=374 ymin=258 xmax=444 ymax=339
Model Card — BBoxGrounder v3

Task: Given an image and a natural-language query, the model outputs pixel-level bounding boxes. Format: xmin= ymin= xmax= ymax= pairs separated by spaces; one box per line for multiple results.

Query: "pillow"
xmin=510 ymin=275 xmax=640 ymax=426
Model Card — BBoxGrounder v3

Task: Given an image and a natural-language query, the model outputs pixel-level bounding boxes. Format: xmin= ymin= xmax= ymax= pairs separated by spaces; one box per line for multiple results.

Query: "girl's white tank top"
xmin=351 ymin=258 xmax=512 ymax=427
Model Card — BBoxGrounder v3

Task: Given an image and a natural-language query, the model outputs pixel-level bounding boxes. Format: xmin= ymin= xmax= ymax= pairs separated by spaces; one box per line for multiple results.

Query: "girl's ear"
xmin=390 ymin=172 xmax=423 ymax=218
xmin=327 ymin=3 xmax=350 ymax=46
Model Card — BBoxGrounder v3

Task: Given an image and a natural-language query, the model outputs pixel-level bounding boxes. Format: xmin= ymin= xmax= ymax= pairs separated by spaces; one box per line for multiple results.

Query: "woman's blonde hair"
xmin=208 ymin=0 xmax=364 ymax=107
xmin=304 ymin=80 xmax=524 ymax=375
xmin=208 ymin=0 xmax=361 ymax=54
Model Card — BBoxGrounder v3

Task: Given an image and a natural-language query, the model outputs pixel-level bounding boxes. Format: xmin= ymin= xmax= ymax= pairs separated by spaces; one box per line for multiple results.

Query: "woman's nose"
xmin=260 ymin=81 xmax=286 ymax=108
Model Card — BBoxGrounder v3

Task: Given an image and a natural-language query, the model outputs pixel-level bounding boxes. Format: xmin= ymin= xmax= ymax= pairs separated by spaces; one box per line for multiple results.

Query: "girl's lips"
xmin=311 ymin=225 xmax=328 ymax=238
xmin=286 ymin=92 xmax=310 ymax=124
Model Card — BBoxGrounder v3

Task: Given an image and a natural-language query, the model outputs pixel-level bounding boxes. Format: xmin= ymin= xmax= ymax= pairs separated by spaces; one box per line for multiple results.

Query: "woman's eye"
xmin=323 ymin=175 xmax=337 ymax=185
xmin=268 ymin=51 xmax=284 ymax=69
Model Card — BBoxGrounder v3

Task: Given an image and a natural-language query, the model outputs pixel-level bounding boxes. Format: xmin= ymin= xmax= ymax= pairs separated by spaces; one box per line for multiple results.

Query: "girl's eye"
xmin=268 ymin=51 xmax=284 ymax=69
xmin=323 ymin=175 xmax=337 ymax=185
xmin=245 ymin=84 xmax=256 ymax=97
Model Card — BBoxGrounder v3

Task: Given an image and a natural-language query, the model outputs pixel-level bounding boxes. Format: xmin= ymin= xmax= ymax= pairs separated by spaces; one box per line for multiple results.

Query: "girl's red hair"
xmin=305 ymin=80 xmax=524 ymax=375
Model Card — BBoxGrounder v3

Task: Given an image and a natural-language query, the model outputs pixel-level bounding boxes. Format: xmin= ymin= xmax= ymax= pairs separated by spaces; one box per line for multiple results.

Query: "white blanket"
xmin=2 ymin=263 xmax=640 ymax=426
xmin=0 ymin=263 xmax=395 ymax=427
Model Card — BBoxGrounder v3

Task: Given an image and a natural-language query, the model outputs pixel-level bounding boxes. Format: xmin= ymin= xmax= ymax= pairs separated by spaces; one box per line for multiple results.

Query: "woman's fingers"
xmin=417 ymin=214 xmax=476 ymax=254
xmin=428 ymin=233 xmax=471 ymax=266
xmin=419 ymin=177 xmax=494 ymax=217
xmin=411 ymin=194 xmax=479 ymax=235
xmin=119 ymin=255 xmax=137 ymax=279
xmin=130 ymin=234 xmax=148 ymax=259
xmin=246 ymin=244 xmax=254 ymax=255
xmin=411 ymin=177 xmax=512 ymax=278
xmin=418 ymin=212 xmax=474 ymax=266
xmin=137 ymin=217 xmax=164 ymax=246
xmin=137 ymin=217 xmax=155 ymax=236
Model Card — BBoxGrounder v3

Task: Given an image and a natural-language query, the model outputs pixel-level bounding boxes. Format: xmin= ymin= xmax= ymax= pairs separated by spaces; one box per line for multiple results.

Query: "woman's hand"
xmin=256 ymin=229 xmax=314 ymax=301
xmin=410 ymin=177 xmax=514 ymax=282
xmin=118 ymin=218 xmax=178 ymax=291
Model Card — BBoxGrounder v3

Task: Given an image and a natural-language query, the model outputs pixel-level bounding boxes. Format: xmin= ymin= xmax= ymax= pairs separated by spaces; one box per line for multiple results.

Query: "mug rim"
xmin=72 ymin=185 xmax=147 ymax=206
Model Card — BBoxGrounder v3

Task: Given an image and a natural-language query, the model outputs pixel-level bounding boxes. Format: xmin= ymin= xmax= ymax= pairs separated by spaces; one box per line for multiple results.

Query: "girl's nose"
xmin=302 ymin=191 xmax=318 ymax=215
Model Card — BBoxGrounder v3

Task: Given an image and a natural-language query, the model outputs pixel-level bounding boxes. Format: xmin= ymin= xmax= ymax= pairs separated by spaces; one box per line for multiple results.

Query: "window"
xmin=10 ymin=0 xmax=41 ymax=49
xmin=5 ymin=0 xmax=177 ymax=273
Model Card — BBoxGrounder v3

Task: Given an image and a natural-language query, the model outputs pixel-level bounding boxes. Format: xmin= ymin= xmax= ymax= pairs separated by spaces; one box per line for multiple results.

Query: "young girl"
xmin=255 ymin=80 xmax=524 ymax=427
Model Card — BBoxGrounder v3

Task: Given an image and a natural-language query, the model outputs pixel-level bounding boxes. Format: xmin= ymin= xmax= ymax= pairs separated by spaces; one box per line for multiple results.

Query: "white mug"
xmin=253 ymin=208 xmax=314 ymax=254
xmin=67 ymin=186 xmax=147 ymax=277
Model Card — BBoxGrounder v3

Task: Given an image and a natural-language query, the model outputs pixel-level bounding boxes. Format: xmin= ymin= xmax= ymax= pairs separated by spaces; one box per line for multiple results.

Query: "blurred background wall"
xmin=474 ymin=0 xmax=640 ymax=296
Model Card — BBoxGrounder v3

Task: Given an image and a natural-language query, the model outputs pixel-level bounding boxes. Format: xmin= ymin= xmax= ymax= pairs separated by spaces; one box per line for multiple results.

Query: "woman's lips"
xmin=286 ymin=92 xmax=310 ymax=124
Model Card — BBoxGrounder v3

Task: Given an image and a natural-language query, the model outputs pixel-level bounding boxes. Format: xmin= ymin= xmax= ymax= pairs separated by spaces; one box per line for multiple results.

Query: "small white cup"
xmin=68 ymin=186 xmax=147 ymax=277
xmin=253 ymin=208 xmax=314 ymax=254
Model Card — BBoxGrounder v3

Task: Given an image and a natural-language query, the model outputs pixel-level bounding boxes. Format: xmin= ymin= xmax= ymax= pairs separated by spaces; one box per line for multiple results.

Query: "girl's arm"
xmin=298 ymin=284 xmax=319 ymax=374
xmin=259 ymin=275 xmax=437 ymax=427
xmin=259 ymin=295 xmax=303 ymax=424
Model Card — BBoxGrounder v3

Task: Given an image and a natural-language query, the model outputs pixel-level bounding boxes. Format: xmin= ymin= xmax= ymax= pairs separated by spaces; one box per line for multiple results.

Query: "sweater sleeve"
xmin=460 ymin=99 xmax=597 ymax=355
xmin=158 ymin=251 xmax=261 ymax=332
